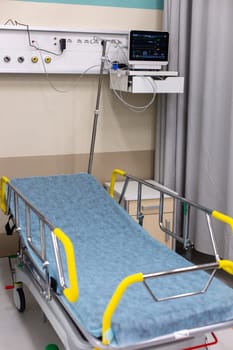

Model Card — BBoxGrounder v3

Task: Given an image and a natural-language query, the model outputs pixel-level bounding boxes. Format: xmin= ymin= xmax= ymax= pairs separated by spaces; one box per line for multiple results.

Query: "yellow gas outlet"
xmin=45 ymin=56 xmax=52 ymax=64
xmin=31 ymin=56 xmax=38 ymax=63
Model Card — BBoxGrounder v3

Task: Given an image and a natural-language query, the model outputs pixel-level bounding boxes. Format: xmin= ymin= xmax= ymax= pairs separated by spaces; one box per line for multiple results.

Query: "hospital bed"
xmin=0 ymin=169 xmax=233 ymax=350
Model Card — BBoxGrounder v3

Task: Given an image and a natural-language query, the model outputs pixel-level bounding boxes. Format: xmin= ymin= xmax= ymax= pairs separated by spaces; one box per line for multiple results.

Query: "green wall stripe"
xmin=16 ymin=0 xmax=164 ymax=10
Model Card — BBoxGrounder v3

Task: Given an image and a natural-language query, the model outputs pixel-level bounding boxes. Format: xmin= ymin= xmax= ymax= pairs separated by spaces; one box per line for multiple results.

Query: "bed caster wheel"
xmin=13 ymin=285 xmax=26 ymax=313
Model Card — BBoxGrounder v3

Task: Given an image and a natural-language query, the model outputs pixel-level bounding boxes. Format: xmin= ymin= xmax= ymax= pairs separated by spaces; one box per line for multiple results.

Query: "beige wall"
xmin=0 ymin=0 xmax=162 ymax=159
xmin=3 ymin=1 xmax=162 ymax=30
xmin=0 ymin=1 xmax=162 ymax=230
xmin=0 ymin=75 xmax=157 ymax=157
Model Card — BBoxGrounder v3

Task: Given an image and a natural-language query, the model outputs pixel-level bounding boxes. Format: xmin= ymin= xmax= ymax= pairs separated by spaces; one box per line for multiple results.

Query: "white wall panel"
xmin=0 ymin=26 xmax=128 ymax=74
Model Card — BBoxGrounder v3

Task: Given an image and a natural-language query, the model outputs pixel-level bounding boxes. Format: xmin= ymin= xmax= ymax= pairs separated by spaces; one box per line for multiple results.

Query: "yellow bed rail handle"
xmin=53 ymin=228 xmax=79 ymax=303
xmin=218 ymin=260 xmax=233 ymax=275
xmin=109 ymin=169 xmax=126 ymax=198
xmin=212 ymin=210 xmax=233 ymax=231
xmin=211 ymin=211 xmax=233 ymax=275
xmin=0 ymin=176 xmax=10 ymax=214
xmin=102 ymin=272 xmax=144 ymax=345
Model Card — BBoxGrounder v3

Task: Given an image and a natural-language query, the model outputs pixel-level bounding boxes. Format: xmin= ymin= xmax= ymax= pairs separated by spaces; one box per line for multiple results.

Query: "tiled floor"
xmin=0 ymin=258 xmax=64 ymax=350
xmin=0 ymin=257 xmax=232 ymax=350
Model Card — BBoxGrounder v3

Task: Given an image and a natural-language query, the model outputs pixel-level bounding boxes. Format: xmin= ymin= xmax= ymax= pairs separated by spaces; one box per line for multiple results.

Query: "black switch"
xmin=59 ymin=38 xmax=66 ymax=53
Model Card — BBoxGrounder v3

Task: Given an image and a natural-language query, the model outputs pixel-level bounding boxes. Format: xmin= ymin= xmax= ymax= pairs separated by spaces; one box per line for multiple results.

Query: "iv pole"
xmin=87 ymin=40 xmax=107 ymax=174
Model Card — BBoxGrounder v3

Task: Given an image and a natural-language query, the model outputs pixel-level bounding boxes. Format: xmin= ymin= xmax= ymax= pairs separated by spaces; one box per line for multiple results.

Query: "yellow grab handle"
xmin=102 ymin=272 xmax=144 ymax=345
xmin=212 ymin=210 xmax=233 ymax=231
xmin=218 ymin=260 xmax=233 ymax=275
xmin=0 ymin=176 xmax=10 ymax=214
xmin=53 ymin=228 xmax=79 ymax=303
xmin=109 ymin=169 xmax=126 ymax=198
xmin=212 ymin=211 xmax=233 ymax=275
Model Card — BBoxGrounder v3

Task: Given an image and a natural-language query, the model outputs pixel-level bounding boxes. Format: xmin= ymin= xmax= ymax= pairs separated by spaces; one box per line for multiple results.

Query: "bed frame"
xmin=1 ymin=169 xmax=233 ymax=350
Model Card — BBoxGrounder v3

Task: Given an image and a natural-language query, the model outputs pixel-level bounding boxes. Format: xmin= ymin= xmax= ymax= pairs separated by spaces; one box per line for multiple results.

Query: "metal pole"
xmin=88 ymin=40 xmax=107 ymax=174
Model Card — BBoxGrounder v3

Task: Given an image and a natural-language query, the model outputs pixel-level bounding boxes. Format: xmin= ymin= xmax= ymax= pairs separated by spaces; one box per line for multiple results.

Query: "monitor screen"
xmin=129 ymin=30 xmax=169 ymax=68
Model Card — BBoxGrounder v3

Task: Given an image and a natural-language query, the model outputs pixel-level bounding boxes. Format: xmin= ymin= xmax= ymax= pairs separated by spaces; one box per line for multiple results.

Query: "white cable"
xmin=114 ymin=42 xmax=128 ymax=65
xmin=94 ymin=36 xmax=128 ymax=69
xmin=36 ymin=37 xmax=121 ymax=93
xmin=44 ymin=63 xmax=100 ymax=93
xmin=34 ymin=41 xmax=100 ymax=93
xmin=110 ymin=70 xmax=157 ymax=112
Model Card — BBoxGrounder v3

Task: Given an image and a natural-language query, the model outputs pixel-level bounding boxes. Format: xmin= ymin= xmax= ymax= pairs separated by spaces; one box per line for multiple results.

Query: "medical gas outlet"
xmin=45 ymin=56 xmax=52 ymax=64
xmin=31 ymin=56 xmax=38 ymax=63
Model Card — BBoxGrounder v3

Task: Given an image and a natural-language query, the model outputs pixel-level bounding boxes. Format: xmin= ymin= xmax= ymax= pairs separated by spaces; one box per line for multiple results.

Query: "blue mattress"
xmin=10 ymin=173 xmax=233 ymax=346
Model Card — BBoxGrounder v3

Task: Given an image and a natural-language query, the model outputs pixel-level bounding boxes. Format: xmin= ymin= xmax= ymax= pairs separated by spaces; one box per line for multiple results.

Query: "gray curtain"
xmin=155 ymin=0 xmax=233 ymax=260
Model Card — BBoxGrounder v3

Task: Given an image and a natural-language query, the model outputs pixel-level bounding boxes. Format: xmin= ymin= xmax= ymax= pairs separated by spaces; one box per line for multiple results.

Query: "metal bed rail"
xmin=109 ymin=169 xmax=233 ymax=259
xmin=0 ymin=176 xmax=78 ymax=303
xmin=102 ymin=168 xmax=233 ymax=345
